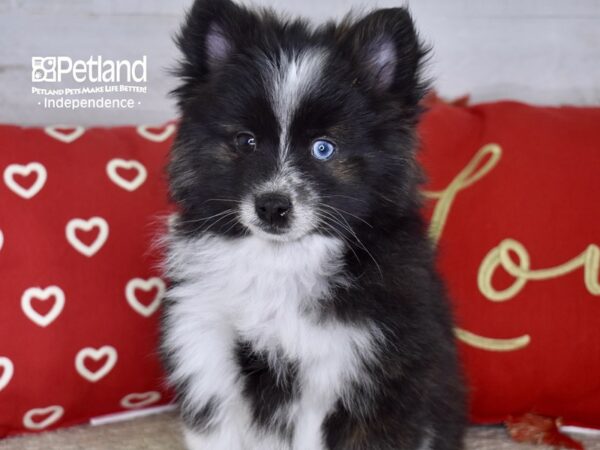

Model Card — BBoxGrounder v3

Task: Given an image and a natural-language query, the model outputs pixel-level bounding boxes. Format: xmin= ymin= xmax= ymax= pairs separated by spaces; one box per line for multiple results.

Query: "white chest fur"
xmin=164 ymin=234 xmax=378 ymax=450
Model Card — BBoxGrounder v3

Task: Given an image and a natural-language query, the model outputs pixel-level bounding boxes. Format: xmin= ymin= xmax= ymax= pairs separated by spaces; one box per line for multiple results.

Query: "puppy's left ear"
xmin=341 ymin=8 xmax=428 ymax=104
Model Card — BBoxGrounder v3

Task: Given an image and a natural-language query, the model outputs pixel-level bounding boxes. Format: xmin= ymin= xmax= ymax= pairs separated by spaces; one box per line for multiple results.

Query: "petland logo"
xmin=32 ymin=56 xmax=147 ymax=83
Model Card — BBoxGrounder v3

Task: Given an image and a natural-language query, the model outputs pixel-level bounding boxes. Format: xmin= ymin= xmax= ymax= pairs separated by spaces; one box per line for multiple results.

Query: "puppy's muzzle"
xmin=254 ymin=192 xmax=292 ymax=229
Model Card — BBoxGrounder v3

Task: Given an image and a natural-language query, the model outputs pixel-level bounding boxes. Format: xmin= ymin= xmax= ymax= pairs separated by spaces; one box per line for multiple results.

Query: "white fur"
xmin=163 ymin=232 xmax=379 ymax=450
xmin=268 ymin=49 xmax=328 ymax=163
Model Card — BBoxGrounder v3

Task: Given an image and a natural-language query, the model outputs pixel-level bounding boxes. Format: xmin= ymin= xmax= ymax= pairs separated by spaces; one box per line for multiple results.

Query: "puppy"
xmin=161 ymin=1 xmax=466 ymax=449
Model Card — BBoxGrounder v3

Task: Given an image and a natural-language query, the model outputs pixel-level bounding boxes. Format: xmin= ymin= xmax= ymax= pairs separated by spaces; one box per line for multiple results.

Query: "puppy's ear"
xmin=176 ymin=0 xmax=257 ymax=82
xmin=341 ymin=8 xmax=428 ymax=103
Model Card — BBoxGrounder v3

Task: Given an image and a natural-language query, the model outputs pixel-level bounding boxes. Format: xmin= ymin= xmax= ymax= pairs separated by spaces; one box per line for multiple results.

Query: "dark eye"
xmin=311 ymin=139 xmax=336 ymax=161
xmin=235 ymin=132 xmax=256 ymax=153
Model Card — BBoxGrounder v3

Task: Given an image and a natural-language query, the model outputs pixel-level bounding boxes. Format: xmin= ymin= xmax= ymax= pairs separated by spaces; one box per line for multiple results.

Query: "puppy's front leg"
xmin=164 ymin=322 xmax=250 ymax=450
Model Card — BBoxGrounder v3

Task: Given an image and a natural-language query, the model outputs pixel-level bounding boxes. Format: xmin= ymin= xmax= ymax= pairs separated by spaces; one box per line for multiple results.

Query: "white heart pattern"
xmin=120 ymin=391 xmax=162 ymax=409
xmin=106 ymin=159 xmax=147 ymax=192
xmin=125 ymin=277 xmax=166 ymax=317
xmin=75 ymin=346 xmax=118 ymax=383
xmin=65 ymin=217 xmax=109 ymax=257
xmin=23 ymin=405 xmax=64 ymax=430
xmin=3 ymin=162 xmax=47 ymax=199
xmin=136 ymin=123 xmax=176 ymax=142
xmin=0 ymin=357 xmax=14 ymax=392
xmin=44 ymin=125 xmax=85 ymax=143
xmin=21 ymin=286 xmax=65 ymax=327
xmin=0 ymin=229 xmax=3 ymax=252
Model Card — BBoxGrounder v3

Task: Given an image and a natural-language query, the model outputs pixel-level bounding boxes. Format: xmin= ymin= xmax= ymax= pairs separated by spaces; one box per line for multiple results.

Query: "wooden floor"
xmin=1 ymin=412 xmax=599 ymax=450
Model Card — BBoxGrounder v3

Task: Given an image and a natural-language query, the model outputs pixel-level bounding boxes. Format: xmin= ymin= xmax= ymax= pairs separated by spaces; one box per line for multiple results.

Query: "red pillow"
xmin=0 ymin=123 xmax=175 ymax=437
xmin=1 ymin=101 xmax=598 ymax=437
xmin=418 ymin=100 xmax=600 ymax=429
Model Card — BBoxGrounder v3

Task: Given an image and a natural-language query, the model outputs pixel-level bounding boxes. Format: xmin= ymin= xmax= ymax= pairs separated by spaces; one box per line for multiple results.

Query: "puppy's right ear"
xmin=176 ymin=0 xmax=256 ymax=82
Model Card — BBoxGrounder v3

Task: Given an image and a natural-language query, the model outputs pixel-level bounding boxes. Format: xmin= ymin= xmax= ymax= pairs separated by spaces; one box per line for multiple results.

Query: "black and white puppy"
xmin=161 ymin=0 xmax=465 ymax=449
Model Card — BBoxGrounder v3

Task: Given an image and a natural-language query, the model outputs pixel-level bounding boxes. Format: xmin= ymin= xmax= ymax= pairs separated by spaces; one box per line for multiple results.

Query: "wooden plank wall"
xmin=1 ymin=0 xmax=599 ymax=125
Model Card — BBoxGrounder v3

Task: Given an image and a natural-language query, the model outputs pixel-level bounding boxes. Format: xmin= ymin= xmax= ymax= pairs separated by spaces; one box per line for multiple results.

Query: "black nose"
xmin=255 ymin=193 xmax=292 ymax=227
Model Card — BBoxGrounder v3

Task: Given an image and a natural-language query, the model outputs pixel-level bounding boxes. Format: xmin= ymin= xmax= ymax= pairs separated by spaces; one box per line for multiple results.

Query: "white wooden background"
xmin=1 ymin=0 xmax=599 ymax=126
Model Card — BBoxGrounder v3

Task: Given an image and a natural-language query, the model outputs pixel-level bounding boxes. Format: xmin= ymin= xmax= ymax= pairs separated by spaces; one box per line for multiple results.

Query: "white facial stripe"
xmin=242 ymin=50 xmax=326 ymax=242
xmin=268 ymin=49 xmax=328 ymax=164
xmin=257 ymin=160 xmax=301 ymax=195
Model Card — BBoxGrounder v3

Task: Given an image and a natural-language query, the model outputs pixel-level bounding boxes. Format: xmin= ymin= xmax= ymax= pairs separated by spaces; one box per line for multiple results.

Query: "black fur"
xmin=235 ymin=340 xmax=299 ymax=441
xmin=164 ymin=0 xmax=466 ymax=449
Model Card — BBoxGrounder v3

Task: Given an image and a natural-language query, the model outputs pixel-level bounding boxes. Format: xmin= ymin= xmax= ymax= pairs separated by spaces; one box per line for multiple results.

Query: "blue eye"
xmin=311 ymin=139 xmax=336 ymax=161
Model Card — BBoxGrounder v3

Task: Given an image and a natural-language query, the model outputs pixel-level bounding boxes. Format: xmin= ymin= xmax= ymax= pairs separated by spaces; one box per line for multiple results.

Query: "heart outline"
xmin=0 ymin=357 xmax=14 ymax=392
xmin=125 ymin=277 xmax=166 ymax=317
xmin=120 ymin=391 xmax=162 ymax=409
xmin=75 ymin=345 xmax=118 ymax=383
xmin=106 ymin=159 xmax=147 ymax=192
xmin=65 ymin=217 xmax=109 ymax=257
xmin=136 ymin=124 xmax=175 ymax=143
xmin=21 ymin=286 xmax=65 ymax=327
xmin=44 ymin=125 xmax=85 ymax=143
xmin=3 ymin=162 xmax=47 ymax=199
xmin=23 ymin=405 xmax=64 ymax=430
